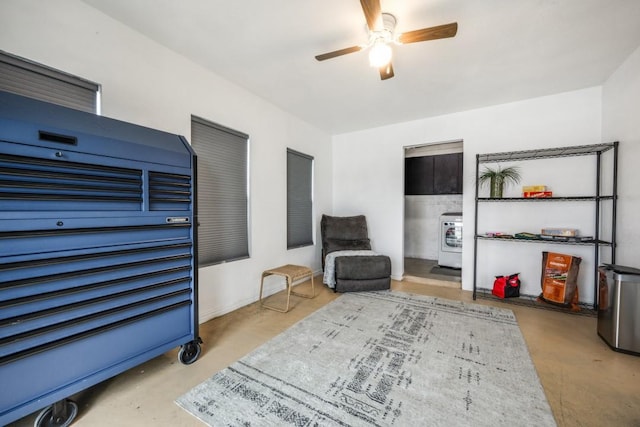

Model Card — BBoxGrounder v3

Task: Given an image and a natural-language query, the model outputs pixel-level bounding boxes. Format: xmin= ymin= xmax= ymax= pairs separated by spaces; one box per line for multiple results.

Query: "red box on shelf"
xmin=523 ymin=191 xmax=553 ymax=198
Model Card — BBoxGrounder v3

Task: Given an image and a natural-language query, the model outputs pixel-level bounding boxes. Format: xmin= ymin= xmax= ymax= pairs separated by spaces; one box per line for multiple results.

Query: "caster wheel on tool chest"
xmin=34 ymin=399 xmax=78 ymax=427
xmin=178 ymin=339 xmax=202 ymax=365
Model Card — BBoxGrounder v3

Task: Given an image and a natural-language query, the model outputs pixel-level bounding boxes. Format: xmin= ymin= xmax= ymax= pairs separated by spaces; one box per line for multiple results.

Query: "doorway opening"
xmin=403 ymin=140 xmax=463 ymax=287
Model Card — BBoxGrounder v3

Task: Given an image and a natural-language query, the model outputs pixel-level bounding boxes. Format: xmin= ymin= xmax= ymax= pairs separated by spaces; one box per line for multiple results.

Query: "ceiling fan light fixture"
xmin=369 ymin=39 xmax=392 ymax=68
xmin=313 ymin=2 xmax=457 ymax=81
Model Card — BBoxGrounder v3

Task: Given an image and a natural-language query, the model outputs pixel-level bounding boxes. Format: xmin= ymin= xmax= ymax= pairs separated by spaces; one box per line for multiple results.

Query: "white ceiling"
xmin=83 ymin=0 xmax=640 ymax=134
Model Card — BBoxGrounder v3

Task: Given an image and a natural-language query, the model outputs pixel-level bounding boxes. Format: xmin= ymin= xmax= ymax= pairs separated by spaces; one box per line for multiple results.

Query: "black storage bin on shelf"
xmin=0 ymin=91 xmax=201 ymax=426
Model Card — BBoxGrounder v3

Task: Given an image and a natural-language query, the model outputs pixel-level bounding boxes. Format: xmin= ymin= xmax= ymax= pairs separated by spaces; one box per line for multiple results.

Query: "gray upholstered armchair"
xmin=320 ymin=214 xmax=391 ymax=293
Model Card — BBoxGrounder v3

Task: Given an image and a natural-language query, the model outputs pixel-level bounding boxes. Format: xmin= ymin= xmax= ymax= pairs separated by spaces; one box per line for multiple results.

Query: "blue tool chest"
xmin=0 ymin=91 xmax=201 ymax=426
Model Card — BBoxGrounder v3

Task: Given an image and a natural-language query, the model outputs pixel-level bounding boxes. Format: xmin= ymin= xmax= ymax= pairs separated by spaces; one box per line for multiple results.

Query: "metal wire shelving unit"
xmin=472 ymin=142 xmax=619 ymax=310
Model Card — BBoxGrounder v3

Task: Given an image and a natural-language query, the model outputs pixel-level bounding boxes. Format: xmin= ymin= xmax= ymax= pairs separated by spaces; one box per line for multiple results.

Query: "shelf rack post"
xmin=594 ymin=149 xmax=601 ymax=310
xmin=473 ymin=154 xmax=480 ymax=300
xmin=612 ymin=140 xmax=619 ymax=265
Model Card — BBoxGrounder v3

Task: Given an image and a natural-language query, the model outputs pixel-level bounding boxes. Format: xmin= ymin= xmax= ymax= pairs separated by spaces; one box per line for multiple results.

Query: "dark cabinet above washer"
xmin=405 ymin=152 xmax=463 ymax=195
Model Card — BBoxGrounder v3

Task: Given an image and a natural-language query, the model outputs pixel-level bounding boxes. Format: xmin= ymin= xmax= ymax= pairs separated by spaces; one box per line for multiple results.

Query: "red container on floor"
xmin=492 ymin=273 xmax=521 ymax=298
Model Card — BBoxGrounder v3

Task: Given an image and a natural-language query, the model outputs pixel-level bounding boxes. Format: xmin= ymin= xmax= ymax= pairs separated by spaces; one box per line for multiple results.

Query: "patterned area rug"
xmin=176 ymin=291 xmax=555 ymax=426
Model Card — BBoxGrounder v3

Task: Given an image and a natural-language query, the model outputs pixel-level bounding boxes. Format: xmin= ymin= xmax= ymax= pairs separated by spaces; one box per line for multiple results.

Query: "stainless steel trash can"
xmin=597 ymin=264 xmax=640 ymax=355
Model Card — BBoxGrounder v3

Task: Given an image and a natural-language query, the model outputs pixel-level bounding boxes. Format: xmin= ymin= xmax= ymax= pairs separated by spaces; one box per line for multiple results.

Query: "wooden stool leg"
xmin=310 ymin=274 xmax=315 ymax=297
xmin=284 ymin=276 xmax=292 ymax=312
xmin=259 ymin=273 xmax=268 ymax=303
xmin=291 ymin=271 xmax=315 ymax=299
xmin=260 ymin=272 xmax=291 ymax=313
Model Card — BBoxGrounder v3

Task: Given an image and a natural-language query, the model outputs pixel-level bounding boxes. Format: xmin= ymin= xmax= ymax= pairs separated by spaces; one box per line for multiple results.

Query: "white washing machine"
xmin=438 ymin=212 xmax=462 ymax=268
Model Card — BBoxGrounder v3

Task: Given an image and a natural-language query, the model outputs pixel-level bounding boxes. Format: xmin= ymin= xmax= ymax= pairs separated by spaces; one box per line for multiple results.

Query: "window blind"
xmin=0 ymin=51 xmax=99 ymax=114
xmin=191 ymin=116 xmax=249 ymax=265
xmin=287 ymin=148 xmax=314 ymax=249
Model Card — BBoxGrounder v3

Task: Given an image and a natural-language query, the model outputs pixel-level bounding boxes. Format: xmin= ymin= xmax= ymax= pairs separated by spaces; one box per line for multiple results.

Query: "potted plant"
xmin=478 ymin=165 xmax=521 ymax=198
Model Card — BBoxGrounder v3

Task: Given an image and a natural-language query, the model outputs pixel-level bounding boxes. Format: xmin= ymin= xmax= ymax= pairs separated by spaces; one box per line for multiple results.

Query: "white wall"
xmin=602 ymin=45 xmax=640 ymax=266
xmin=0 ymin=0 xmax=333 ymax=322
xmin=404 ymin=195 xmax=462 ymax=260
xmin=333 ymin=87 xmax=604 ymax=301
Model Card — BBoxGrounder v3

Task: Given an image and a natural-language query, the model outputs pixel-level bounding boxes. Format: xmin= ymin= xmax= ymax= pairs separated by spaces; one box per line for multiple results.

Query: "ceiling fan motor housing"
xmin=369 ymin=12 xmax=397 ymax=43
xmin=381 ymin=13 xmax=397 ymax=32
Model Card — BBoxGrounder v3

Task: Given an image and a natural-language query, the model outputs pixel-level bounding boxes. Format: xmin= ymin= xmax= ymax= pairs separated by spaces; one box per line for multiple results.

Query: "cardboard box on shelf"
xmin=541 ymin=228 xmax=578 ymax=237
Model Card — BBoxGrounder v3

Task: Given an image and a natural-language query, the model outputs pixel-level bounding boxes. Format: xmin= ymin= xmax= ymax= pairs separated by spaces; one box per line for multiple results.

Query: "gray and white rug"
xmin=176 ymin=291 xmax=555 ymax=426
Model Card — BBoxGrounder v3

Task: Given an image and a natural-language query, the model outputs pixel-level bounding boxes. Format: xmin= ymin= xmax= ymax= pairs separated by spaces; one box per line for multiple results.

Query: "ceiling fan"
xmin=315 ymin=0 xmax=458 ymax=80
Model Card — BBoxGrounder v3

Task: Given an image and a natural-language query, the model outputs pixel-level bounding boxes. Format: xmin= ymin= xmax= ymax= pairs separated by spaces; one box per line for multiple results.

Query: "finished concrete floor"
xmin=8 ymin=278 xmax=640 ymax=426
xmin=403 ymin=257 xmax=462 ymax=287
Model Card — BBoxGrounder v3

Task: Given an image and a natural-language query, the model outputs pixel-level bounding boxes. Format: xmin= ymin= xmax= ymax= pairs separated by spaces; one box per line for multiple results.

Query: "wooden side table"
xmin=259 ymin=264 xmax=315 ymax=312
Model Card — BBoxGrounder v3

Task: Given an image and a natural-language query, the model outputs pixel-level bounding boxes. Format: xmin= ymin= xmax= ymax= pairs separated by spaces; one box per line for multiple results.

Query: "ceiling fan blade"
xmin=379 ymin=63 xmax=394 ymax=80
xmin=398 ymin=22 xmax=458 ymax=44
xmin=315 ymin=45 xmax=363 ymax=61
xmin=360 ymin=0 xmax=382 ymax=31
